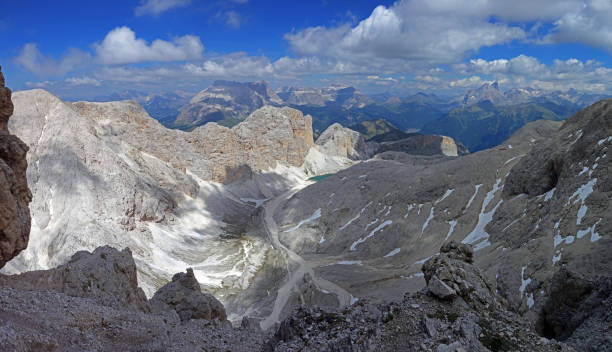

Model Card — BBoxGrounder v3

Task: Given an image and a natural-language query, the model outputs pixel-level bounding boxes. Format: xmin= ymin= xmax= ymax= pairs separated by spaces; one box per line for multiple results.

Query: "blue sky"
xmin=3 ymin=0 xmax=612 ymax=98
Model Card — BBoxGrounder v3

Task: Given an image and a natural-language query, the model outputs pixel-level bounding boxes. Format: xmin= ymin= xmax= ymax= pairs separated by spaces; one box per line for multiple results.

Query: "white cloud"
xmin=215 ymin=10 xmax=245 ymax=29
xmin=135 ymin=0 xmax=191 ymax=17
xmin=449 ymin=76 xmax=492 ymax=88
xmin=65 ymin=76 xmax=101 ymax=86
xmin=94 ymin=26 xmax=203 ymax=65
xmin=285 ymin=1 xmax=526 ymax=65
xmin=15 ymin=43 xmax=91 ymax=77
xmin=186 ymin=53 xmax=274 ymax=78
xmin=545 ymin=0 xmax=612 ymax=53
xmin=24 ymin=81 xmax=52 ymax=88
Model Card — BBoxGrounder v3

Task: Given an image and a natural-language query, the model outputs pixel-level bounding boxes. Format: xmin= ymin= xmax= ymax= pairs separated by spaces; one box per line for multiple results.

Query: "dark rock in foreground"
xmin=151 ymin=267 xmax=227 ymax=321
xmin=0 ymin=65 xmax=31 ymax=269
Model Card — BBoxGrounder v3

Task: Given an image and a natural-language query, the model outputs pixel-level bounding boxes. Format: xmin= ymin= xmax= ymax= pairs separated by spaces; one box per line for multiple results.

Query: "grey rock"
xmin=437 ymin=342 xmax=467 ymax=352
xmin=150 ymin=268 xmax=227 ymax=322
xmin=315 ymin=123 xmax=368 ymax=160
xmin=428 ymin=277 xmax=457 ymax=300
xmin=0 ymin=246 xmax=150 ymax=312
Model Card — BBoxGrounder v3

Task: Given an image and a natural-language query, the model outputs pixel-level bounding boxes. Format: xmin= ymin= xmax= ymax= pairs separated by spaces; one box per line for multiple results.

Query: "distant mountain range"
xmin=83 ymin=81 xmax=609 ymax=151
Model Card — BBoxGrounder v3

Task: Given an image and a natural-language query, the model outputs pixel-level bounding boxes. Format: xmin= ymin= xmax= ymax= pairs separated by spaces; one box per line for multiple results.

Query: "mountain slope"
xmin=422 ymin=101 xmax=576 ymax=151
xmin=272 ymin=98 xmax=610 ymax=335
xmin=5 ymin=89 xmax=324 ymax=323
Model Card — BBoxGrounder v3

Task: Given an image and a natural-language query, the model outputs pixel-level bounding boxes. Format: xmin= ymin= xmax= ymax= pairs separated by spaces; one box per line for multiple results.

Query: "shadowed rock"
xmin=0 ymin=246 xmax=151 ymax=312
xmin=151 ymin=267 xmax=227 ymax=322
xmin=0 ymin=65 xmax=32 ymax=268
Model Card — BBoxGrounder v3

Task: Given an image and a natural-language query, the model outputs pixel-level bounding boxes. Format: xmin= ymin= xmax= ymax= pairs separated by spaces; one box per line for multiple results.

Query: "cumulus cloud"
xmin=545 ymin=0 xmax=612 ymax=53
xmin=15 ymin=43 xmax=91 ymax=77
xmin=285 ymin=1 xmax=526 ymax=65
xmin=94 ymin=26 xmax=203 ymax=65
xmin=135 ymin=0 xmax=191 ymax=16
xmin=459 ymin=55 xmax=612 ymax=92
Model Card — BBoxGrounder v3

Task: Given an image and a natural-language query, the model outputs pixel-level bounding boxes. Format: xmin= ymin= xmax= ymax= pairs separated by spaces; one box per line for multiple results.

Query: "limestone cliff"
xmin=0 ymin=66 xmax=31 ymax=268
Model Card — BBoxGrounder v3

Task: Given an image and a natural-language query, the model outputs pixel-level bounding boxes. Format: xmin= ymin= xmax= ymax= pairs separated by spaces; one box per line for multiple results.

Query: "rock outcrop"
xmin=0 ymin=246 xmax=150 ymax=312
xmin=537 ymin=269 xmax=611 ymax=351
xmin=151 ymin=268 xmax=227 ymax=321
xmin=315 ymin=123 xmax=369 ymax=160
xmin=0 ymin=246 xmax=264 ymax=352
xmin=0 ymin=66 xmax=31 ymax=268
xmin=422 ymin=241 xmax=496 ymax=310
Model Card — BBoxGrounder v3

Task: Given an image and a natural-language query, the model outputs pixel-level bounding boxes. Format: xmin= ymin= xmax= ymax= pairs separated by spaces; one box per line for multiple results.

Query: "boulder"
xmin=422 ymin=241 xmax=496 ymax=310
xmin=150 ymin=268 xmax=227 ymax=321
xmin=0 ymin=65 xmax=32 ymax=268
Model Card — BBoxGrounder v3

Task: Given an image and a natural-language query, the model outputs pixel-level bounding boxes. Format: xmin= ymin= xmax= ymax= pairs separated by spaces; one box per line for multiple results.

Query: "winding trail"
xmin=260 ymin=186 xmax=352 ymax=330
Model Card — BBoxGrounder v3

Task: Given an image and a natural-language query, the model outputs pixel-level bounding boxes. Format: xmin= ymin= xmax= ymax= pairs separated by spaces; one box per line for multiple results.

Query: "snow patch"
xmin=552 ymin=251 xmax=562 ymax=265
xmin=350 ymin=220 xmax=393 ymax=251
xmin=283 ymin=208 xmax=322 ymax=232
xmin=335 ymin=260 xmax=362 ymax=265
xmin=435 ymin=189 xmax=454 ymax=204
xmin=543 ymin=188 xmax=556 ymax=202
xmin=365 ymin=218 xmax=379 ymax=230
xmin=420 ymin=207 xmax=435 ymax=236
xmin=597 ymin=136 xmax=612 ymax=146
xmin=567 ymin=178 xmax=597 ymax=225
xmin=384 ymin=248 xmax=401 ymax=257
xmin=445 ymin=220 xmax=458 ymax=240
xmin=465 ymin=184 xmax=482 ymax=210
xmin=519 ymin=265 xmax=531 ymax=297
xmin=462 ymin=179 xmax=503 ymax=247
xmin=340 ymin=213 xmax=360 ymax=231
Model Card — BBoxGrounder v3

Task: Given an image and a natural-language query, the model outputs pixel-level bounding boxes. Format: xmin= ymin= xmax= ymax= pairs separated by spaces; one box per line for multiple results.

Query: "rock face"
xmin=315 ymin=123 xmax=369 ymax=160
xmin=0 ymin=66 xmax=31 ymax=268
xmin=0 ymin=246 xmax=150 ymax=312
xmin=536 ymin=269 xmax=611 ymax=351
xmin=7 ymin=89 xmax=316 ymax=321
xmin=175 ymin=80 xmax=284 ymax=128
xmin=151 ymin=268 xmax=227 ymax=321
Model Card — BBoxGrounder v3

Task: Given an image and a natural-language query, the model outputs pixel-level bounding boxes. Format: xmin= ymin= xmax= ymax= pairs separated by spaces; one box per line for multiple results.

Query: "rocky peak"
xmin=0 ymin=66 xmax=32 ymax=268
xmin=315 ymin=123 xmax=369 ymax=160
xmin=461 ymin=81 xmax=505 ymax=106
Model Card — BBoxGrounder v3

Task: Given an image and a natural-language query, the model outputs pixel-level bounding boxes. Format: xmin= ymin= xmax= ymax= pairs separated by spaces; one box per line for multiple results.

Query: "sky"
xmin=3 ymin=0 xmax=612 ymax=98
